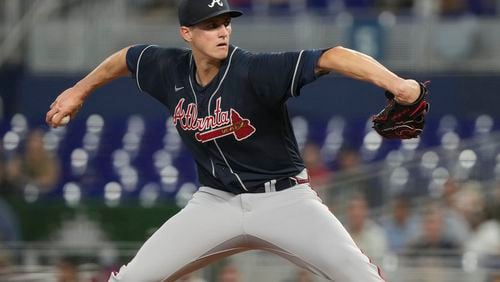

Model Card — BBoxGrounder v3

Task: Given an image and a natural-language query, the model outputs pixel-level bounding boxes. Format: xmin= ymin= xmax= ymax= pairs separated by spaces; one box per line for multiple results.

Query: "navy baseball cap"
xmin=178 ymin=0 xmax=243 ymax=27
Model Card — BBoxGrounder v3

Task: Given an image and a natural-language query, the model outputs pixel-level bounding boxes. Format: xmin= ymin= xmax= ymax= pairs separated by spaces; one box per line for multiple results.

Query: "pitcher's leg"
xmin=109 ymin=188 xmax=245 ymax=282
xmin=245 ymin=186 xmax=384 ymax=282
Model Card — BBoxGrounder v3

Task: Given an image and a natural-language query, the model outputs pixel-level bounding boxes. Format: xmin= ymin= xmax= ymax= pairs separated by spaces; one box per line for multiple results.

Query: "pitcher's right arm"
xmin=46 ymin=46 xmax=131 ymax=127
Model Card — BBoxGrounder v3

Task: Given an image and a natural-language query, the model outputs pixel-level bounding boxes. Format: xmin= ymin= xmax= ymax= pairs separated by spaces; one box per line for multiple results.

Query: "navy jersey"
xmin=126 ymin=45 xmax=324 ymax=194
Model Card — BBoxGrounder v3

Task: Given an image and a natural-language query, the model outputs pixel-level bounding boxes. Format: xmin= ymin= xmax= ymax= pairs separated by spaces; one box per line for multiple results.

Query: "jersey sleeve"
xmin=248 ymin=49 xmax=326 ymax=105
xmin=126 ymin=44 xmax=166 ymax=95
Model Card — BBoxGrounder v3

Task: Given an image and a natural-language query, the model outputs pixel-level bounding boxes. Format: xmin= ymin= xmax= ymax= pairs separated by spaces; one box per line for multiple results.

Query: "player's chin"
xmin=213 ymin=46 xmax=229 ymax=59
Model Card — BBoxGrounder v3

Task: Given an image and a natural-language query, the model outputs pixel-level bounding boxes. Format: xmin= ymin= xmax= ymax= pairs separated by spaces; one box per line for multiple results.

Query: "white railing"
xmin=0 ymin=244 xmax=498 ymax=282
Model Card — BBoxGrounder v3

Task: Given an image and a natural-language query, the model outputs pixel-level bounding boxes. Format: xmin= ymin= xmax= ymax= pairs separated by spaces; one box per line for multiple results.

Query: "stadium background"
xmin=1 ymin=0 xmax=500 ymax=281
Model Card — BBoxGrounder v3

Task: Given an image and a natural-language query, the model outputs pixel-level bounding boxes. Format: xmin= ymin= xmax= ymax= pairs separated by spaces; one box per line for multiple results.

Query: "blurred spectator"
xmin=455 ymin=182 xmax=500 ymax=260
xmin=413 ymin=0 xmax=439 ymax=17
xmin=440 ymin=178 xmax=470 ymax=245
xmin=3 ymin=162 xmax=22 ymax=194
xmin=380 ymin=195 xmax=419 ymax=253
xmin=334 ymin=147 xmax=365 ymax=192
xmin=345 ymin=194 xmax=387 ymax=262
xmin=454 ymin=181 xmax=487 ymax=229
xmin=439 ymin=0 xmax=468 ymax=16
xmin=0 ymin=197 xmax=21 ymax=243
xmin=441 ymin=178 xmax=459 ymax=208
xmin=56 ymin=257 xmax=80 ymax=282
xmin=334 ymin=147 xmax=380 ymax=207
xmin=7 ymin=129 xmax=61 ymax=194
xmin=1 ymin=143 xmax=22 ymax=196
xmin=407 ymin=204 xmax=461 ymax=258
xmin=489 ymin=272 xmax=500 ymax=282
xmin=217 ymin=264 xmax=240 ymax=282
xmin=0 ymin=155 xmax=16 ymax=196
xmin=489 ymin=182 xmax=500 ymax=221
xmin=302 ymin=141 xmax=332 ymax=188
xmin=0 ymin=199 xmax=19 ymax=271
xmin=178 ymin=271 xmax=207 ymax=282
xmin=337 ymin=147 xmax=361 ymax=172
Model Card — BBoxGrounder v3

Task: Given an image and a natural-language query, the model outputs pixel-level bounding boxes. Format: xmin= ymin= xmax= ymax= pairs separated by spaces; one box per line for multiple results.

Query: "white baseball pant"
xmin=108 ymin=184 xmax=384 ymax=282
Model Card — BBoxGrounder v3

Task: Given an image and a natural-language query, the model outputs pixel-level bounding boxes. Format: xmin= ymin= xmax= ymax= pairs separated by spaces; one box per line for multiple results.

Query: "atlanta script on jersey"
xmin=126 ymin=45 xmax=325 ymax=194
xmin=173 ymin=97 xmax=256 ymax=143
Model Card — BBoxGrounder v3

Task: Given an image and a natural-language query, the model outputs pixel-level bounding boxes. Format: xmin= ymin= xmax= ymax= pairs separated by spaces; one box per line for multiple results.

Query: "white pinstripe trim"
xmin=188 ymin=55 xmax=199 ymax=105
xmin=214 ymin=141 xmax=247 ymax=190
xmin=189 ymin=47 xmax=247 ymax=191
xmin=135 ymin=45 xmax=156 ymax=92
xmin=210 ymin=158 xmax=215 ymax=177
xmin=290 ymin=50 xmax=304 ymax=97
xmin=188 ymin=77 xmax=198 ymax=105
xmin=207 ymin=47 xmax=248 ymax=191
xmin=207 ymin=47 xmax=238 ymax=110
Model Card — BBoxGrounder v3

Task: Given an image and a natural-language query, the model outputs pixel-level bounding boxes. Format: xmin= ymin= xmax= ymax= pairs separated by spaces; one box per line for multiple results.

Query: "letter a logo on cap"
xmin=208 ymin=0 xmax=223 ymax=8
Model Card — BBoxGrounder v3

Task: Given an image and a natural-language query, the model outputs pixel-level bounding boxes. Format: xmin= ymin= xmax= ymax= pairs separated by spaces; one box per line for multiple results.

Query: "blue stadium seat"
xmin=10 ymin=113 xmax=29 ymax=139
xmin=2 ymin=113 xmax=498 ymax=202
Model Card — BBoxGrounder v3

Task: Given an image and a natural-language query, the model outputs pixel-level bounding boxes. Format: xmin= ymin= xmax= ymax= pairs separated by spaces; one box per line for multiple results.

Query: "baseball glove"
xmin=372 ymin=82 xmax=430 ymax=139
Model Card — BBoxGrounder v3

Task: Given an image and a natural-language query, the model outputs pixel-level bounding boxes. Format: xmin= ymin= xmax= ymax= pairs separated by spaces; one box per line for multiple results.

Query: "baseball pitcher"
xmin=46 ymin=0 xmax=428 ymax=281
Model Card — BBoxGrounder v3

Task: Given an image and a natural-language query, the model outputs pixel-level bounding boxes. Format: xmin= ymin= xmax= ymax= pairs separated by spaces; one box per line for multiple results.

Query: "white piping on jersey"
xmin=213 ymin=141 xmax=247 ymax=190
xmin=188 ymin=56 xmax=216 ymax=178
xmin=209 ymin=47 xmax=248 ymax=191
xmin=135 ymin=45 xmax=156 ymax=92
xmin=188 ymin=52 xmax=198 ymax=103
xmin=189 ymin=57 xmax=217 ymax=178
xmin=290 ymin=50 xmax=304 ymax=97
xmin=207 ymin=47 xmax=238 ymax=110
xmin=188 ymin=76 xmax=198 ymax=105
xmin=188 ymin=47 xmax=248 ymax=191
xmin=210 ymin=158 xmax=215 ymax=177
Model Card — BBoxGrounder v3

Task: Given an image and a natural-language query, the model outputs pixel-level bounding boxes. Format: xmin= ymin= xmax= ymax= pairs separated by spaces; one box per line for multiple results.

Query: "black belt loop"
xmin=253 ymin=176 xmax=308 ymax=193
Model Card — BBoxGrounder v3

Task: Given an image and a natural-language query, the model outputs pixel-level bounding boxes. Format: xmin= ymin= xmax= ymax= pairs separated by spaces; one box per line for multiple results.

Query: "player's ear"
xmin=179 ymin=26 xmax=192 ymax=43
